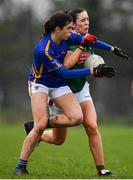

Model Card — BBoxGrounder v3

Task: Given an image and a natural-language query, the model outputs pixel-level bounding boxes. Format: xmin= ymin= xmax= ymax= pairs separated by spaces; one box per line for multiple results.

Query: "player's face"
xmin=58 ymin=22 xmax=73 ymax=40
xmin=74 ymin=11 xmax=89 ymax=35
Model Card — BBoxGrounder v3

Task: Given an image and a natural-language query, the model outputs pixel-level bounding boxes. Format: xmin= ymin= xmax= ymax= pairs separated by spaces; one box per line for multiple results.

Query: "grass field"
xmin=0 ymin=124 xmax=133 ymax=179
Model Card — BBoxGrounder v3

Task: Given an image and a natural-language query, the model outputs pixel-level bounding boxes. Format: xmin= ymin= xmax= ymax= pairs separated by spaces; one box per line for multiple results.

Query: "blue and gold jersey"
xmin=29 ymin=33 xmax=83 ymax=88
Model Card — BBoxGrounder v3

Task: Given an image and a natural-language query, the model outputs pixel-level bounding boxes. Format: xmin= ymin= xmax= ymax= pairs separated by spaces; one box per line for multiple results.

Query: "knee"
xmin=34 ymin=123 xmax=46 ymax=135
xmin=57 ymin=114 xmax=83 ymax=126
xmin=70 ymin=113 xmax=83 ymax=126
xmin=74 ymin=115 xmax=83 ymax=125
xmin=85 ymin=123 xmax=99 ymax=136
xmin=54 ymin=138 xmax=65 ymax=145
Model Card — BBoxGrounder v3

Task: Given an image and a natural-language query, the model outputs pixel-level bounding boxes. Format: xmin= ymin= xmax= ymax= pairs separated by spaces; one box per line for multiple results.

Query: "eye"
xmin=81 ymin=18 xmax=89 ymax=23
xmin=81 ymin=19 xmax=85 ymax=22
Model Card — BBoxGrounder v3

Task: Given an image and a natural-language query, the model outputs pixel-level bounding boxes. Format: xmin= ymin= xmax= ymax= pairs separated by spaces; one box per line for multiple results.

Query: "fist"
xmin=93 ymin=64 xmax=116 ymax=78
xmin=80 ymin=34 xmax=97 ymax=48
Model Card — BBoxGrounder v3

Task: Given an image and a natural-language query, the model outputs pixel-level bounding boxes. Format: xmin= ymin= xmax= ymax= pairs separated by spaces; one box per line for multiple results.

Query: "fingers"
xmin=103 ymin=66 xmax=116 ymax=78
xmin=119 ymin=50 xmax=129 ymax=59
xmin=93 ymin=64 xmax=116 ymax=78
xmin=113 ymin=46 xmax=131 ymax=60
xmin=106 ymin=70 xmax=116 ymax=78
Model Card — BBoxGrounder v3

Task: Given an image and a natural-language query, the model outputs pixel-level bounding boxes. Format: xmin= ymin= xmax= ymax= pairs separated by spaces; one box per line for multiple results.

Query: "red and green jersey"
xmin=66 ymin=45 xmax=94 ymax=93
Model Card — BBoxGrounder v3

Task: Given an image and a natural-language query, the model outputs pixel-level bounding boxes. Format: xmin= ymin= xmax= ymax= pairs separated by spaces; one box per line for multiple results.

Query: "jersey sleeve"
xmin=36 ymin=40 xmax=91 ymax=79
xmin=56 ymin=65 xmax=91 ymax=79
xmin=95 ymin=40 xmax=112 ymax=51
xmin=68 ymin=32 xmax=84 ymax=45
xmin=39 ymin=49 xmax=91 ymax=79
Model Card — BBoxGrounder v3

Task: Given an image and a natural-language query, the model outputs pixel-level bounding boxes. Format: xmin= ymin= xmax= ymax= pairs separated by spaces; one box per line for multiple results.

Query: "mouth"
xmin=82 ymin=27 xmax=89 ymax=34
xmin=85 ymin=27 xmax=89 ymax=31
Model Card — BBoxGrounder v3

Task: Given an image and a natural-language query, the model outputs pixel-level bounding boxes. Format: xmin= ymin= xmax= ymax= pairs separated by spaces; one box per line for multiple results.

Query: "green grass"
xmin=0 ymin=124 xmax=133 ymax=179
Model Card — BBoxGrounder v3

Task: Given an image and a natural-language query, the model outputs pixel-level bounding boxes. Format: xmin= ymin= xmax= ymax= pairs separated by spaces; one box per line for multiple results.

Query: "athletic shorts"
xmin=28 ymin=81 xmax=72 ymax=99
xmin=49 ymin=82 xmax=92 ymax=115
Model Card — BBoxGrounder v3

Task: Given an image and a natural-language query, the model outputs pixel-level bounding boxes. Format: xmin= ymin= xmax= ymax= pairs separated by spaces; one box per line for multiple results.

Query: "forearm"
xmin=95 ymin=40 xmax=114 ymax=51
xmin=56 ymin=65 xmax=92 ymax=79
xmin=94 ymin=40 xmax=129 ymax=59
xmin=63 ymin=48 xmax=83 ymax=69
xmin=80 ymin=34 xmax=130 ymax=59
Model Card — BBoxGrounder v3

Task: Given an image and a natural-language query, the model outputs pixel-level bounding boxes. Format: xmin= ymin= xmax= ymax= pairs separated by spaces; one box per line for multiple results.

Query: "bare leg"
xmin=36 ymin=93 xmax=83 ymax=145
xmin=20 ymin=93 xmax=48 ymax=160
xmin=41 ymin=128 xmax=67 ymax=145
xmin=80 ymin=100 xmax=104 ymax=165
xmin=53 ymin=93 xmax=83 ymax=126
xmin=39 ymin=92 xmax=83 ymax=144
xmin=41 ymin=99 xmax=104 ymax=164
xmin=23 ymin=93 xmax=83 ymax=146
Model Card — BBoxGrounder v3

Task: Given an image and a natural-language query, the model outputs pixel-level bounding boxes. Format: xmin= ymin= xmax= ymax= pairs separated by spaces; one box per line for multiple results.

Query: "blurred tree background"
xmin=0 ymin=0 xmax=133 ymax=124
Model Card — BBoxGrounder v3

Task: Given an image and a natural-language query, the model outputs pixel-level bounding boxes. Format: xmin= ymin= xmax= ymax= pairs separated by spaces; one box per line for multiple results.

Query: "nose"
xmin=85 ymin=20 xmax=89 ymax=26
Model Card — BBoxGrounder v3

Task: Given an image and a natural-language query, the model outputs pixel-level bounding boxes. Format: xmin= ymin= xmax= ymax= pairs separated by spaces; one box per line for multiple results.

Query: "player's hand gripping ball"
xmin=84 ymin=54 xmax=116 ymax=78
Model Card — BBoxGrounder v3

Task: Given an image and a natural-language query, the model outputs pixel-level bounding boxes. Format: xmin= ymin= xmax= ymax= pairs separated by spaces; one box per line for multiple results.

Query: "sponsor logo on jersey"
xmin=77 ymin=52 xmax=91 ymax=64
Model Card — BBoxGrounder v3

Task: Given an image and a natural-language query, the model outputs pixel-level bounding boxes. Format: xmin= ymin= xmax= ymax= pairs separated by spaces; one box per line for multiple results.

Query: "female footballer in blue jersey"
xmin=41 ymin=9 xmax=113 ymax=176
xmin=14 ymin=11 xmax=119 ymax=175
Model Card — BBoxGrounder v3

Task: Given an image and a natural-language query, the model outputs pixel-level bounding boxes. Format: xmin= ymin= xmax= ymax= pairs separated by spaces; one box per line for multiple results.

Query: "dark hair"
xmin=42 ymin=11 xmax=73 ymax=36
xmin=66 ymin=8 xmax=86 ymax=23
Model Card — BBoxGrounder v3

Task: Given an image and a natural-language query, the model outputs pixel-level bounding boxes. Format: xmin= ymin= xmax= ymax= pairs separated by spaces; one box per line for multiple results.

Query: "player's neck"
xmin=51 ymin=33 xmax=61 ymax=45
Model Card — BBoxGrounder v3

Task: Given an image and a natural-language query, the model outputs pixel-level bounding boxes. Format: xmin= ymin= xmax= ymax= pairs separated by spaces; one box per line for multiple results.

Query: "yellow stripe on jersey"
xmin=48 ymin=64 xmax=62 ymax=72
xmin=33 ymin=64 xmax=39 ymax=75
xmin=45 ymin=40 xmax=53 ymax=60
xmin=32 ymin=63 xmax=44 ymax=79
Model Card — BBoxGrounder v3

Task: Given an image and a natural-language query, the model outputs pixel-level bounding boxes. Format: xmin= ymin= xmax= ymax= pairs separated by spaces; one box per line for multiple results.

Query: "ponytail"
xmin=42 ymin=19 xmax=51 ymax=36
xmin=42 ymin=11 xmax=73 ymax=37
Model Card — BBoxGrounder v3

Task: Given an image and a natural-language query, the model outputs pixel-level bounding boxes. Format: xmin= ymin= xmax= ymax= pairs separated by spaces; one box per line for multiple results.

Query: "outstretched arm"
xmin=95 ymin=40 xmax=131 ymax=60
xmin=64 ymin=34 xmax=131 ymax=70
xmin=56 ymin=64 xmax=116 ymax=79
xmin=81 ymin=34 xmax=131 ymax=60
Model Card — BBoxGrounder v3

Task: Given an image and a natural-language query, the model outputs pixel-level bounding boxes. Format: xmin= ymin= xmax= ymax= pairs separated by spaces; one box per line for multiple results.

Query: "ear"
xmin=73 ymin=23 xmax=76 ymax=28
xmin=55 ymin=26 xmax=61 ymax=33
xmin=72 ymin=23 xmax=76 ymax=30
